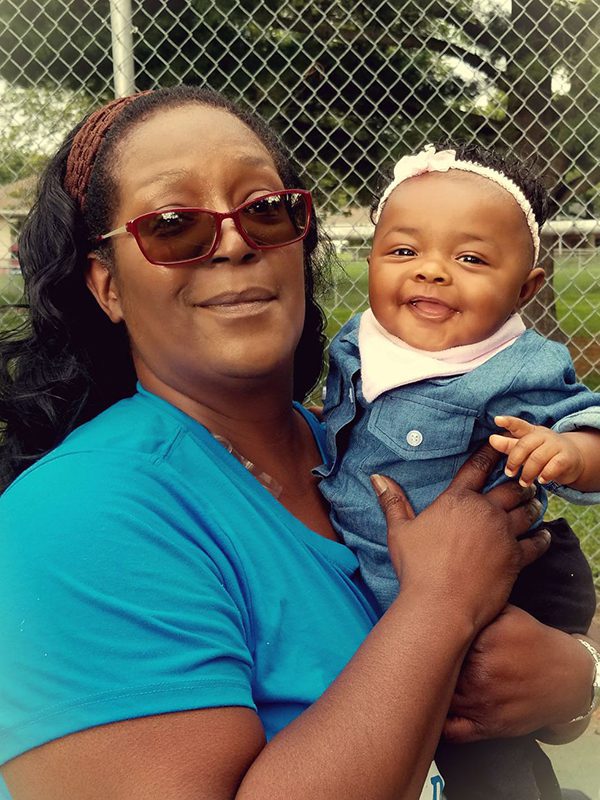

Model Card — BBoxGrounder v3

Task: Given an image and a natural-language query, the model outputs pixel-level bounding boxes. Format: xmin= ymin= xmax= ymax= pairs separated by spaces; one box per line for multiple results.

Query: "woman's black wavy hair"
xmin=370 ymin=140 xmax=550 ymax=229
xmin=0 ymin=85 xmax=332 ymax=490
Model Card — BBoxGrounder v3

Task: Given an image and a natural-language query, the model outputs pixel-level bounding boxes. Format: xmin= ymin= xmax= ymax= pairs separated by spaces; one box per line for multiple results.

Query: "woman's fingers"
xmin=370 ymin=475 xmax=417 ymax=583
xmin=370 ymin=459 xmax=548 ymax=628
xmin=448 ymin=443 xmax=501 ymax=493
xmin=504 ymin=495 xmax=543 ymax=538
xmin=370 ymin=474 xmax=416 ymax=521
xmin=443 ymin=605 xmax=595 ymax=743
xmin=516 ymin=528 xmax=551 ymax=568
xmin=485 ymin=479 xmax=535 ymax=511
xmin=443 ymin=715 xmax=485 ymax=743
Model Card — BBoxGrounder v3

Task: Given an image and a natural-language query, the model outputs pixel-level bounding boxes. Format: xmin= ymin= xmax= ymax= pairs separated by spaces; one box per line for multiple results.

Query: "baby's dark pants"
xmin=435 ymin=518 xmax=597 ymax=800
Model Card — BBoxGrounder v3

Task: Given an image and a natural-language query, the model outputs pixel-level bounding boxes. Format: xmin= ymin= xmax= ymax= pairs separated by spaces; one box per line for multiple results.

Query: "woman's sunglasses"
xmin=95 ymin=189 xmax=312 ymax=266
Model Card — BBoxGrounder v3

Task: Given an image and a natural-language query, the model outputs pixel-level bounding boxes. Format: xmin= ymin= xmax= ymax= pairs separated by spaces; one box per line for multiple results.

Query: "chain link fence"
xmin=0 ymin=0 xmax=599 ymax=582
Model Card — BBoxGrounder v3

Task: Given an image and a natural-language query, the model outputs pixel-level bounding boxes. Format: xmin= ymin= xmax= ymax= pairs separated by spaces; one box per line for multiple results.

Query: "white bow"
xmin=372 ymin=144 xmax=540 ymax=266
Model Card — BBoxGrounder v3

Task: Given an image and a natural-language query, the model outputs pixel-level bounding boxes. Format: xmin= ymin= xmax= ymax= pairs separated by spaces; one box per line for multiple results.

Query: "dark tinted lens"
xmin=136 ymin=209 xmax=217 ymax=263
xmin=239 ymin=192 xmax=308 ymax=247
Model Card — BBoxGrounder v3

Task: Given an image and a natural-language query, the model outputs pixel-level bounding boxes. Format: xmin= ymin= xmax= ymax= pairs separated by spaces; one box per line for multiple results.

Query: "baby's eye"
xmin=390 ymin=246 xmax=416 ymax=257
xmin=458 ymin=254 xmax=487 ymax=265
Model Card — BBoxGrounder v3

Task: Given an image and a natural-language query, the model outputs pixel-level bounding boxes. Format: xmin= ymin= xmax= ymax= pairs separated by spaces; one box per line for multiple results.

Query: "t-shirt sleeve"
xmin=0 ymin=451 xmax=256 ymax=765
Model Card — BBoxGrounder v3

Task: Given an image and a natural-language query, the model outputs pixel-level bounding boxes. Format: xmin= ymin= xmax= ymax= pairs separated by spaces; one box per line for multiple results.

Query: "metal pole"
xmin=109 ymin=0 xmax=135 ymax=97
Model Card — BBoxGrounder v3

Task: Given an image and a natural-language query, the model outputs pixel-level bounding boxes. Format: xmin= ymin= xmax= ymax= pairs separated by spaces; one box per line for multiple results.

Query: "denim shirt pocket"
xmin=367 ymin=391 xmax=478 ymax=461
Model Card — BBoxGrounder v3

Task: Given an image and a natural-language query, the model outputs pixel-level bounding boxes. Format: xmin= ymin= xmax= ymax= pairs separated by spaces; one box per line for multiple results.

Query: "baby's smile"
xmin=407 ymin=296 xmax=458 ymax=321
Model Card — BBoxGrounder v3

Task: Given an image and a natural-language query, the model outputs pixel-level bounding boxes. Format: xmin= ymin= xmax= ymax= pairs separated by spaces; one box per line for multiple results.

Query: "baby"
xmin=317 ymin=144 xmax=600 ymax=800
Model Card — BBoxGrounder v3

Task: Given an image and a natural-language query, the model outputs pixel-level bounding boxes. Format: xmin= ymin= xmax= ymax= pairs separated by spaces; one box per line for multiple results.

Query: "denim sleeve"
xmin=547 ymin=407 xmax=600 ymax=504
xmin=485 ymin=335 xmax=600 ymax=505
xmin=487 ymin=336 xmax=598 ymax=425
xmin=319 ymin=318 xmax=363 ymax=473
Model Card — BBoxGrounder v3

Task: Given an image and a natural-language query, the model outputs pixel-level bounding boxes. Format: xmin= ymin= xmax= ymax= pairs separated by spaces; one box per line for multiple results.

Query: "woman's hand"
xmin=443 ymin=605 xmax=596 ymax=743
xmin=373 ymin=444 xmax=550 ymax=632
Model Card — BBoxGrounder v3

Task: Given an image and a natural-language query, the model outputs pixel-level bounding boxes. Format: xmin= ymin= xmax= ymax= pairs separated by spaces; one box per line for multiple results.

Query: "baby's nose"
xmin=414 ymin=258 xmax=451 ymax=284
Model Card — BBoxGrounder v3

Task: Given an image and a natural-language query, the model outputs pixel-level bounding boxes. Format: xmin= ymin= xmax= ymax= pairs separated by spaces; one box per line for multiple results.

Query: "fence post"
xmin=109 ymin=0 xmax=135 ymax=97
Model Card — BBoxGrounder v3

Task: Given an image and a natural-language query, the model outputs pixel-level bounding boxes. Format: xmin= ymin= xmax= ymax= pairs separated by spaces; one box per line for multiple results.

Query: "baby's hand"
xmin=489 ymin=415 xmax=585 ymax=488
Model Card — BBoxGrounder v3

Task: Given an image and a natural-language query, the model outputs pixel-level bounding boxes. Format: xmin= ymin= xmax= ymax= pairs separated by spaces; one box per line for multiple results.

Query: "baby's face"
xmin=368 ymin=171 xmax=544 ymax=350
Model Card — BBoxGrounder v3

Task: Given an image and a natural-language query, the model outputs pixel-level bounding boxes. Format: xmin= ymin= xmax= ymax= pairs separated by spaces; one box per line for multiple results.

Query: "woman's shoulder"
xmin=53 ymin=390 xmax=187 ymax=459
xmin=0 ymin=394 xmax=201 ymax=563
xmin=2 ymin=390 xmax=206 ymax=498
xmin=0 ymin=390 xmax=252 ymax=622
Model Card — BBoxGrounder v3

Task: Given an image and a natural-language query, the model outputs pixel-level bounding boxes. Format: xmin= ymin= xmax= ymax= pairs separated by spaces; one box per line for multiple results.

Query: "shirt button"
xmin=406 ymin=429 xmax=423 ymax=447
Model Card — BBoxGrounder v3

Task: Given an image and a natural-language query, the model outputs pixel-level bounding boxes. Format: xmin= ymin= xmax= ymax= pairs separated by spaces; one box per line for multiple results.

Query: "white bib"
xmin=358 ymin=309 xmax=526 ymax=403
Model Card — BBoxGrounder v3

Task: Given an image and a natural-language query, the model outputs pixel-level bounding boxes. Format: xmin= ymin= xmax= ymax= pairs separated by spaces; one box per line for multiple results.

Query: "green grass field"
xmin=554 ymin=253 xmax=600 ymax=338
xmin=2 ymin=259 xmax=599 ymax=583
xmin=322 ymin=253 xmax=600 ymax=584
xmin=324 ymin=253 xmax=600 ymax=388
xmin=0 ymin=273 xmax=26 ymax=333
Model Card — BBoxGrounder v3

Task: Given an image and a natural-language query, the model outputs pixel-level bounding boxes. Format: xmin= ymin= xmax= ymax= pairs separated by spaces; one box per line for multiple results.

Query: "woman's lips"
xmin=407 ymin=297 xmax=457 ymax=321
xmin=195 ymin=288 xmax=276 ymax=316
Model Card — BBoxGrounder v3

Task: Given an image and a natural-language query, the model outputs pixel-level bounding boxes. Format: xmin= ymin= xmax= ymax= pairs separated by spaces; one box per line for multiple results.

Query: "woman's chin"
xmin=206 ymin=345 xmax=296 ymax=388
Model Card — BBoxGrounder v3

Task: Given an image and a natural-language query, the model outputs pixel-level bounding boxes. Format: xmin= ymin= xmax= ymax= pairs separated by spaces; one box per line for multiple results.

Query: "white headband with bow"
xmin=374 ymin=145 xmax=540 ymax=266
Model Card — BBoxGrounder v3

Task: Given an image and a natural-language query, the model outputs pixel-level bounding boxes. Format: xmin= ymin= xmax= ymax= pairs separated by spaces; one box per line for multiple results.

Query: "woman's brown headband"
xmin=64 ymin=92 xmax=150 ymax=212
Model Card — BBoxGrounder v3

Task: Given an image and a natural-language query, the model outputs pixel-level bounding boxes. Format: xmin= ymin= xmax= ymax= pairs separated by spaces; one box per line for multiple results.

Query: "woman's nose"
xmin=413 ymin=258 xmax=451 ymax=284
xmin=210 ymin=218 xmax=259 ymax=266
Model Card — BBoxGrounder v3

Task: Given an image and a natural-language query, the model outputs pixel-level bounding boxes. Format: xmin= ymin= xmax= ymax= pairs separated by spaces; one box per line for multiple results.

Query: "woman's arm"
xmin=2 ymin=448 xmax=547 ymax=800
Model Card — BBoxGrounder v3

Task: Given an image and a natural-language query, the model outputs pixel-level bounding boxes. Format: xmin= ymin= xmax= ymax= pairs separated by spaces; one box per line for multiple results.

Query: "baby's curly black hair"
xmin=371 ymin=141 xmax=550 ymax=229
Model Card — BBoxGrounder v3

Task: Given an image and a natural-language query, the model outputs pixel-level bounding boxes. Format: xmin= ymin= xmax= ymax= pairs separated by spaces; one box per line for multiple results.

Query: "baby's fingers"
xmin=492 ymin=417 xmax=545 ymax=482
xmin=514 ymin=440 xmax=560 ymax=487
xmin=494 ymin=415 xmax=535 ymax=439
xmin=537 ymin=452 xmax=577 ymax=485
xmin=488 ymin=433 xmax=516 ymax=455
xmin=495 ymin=432 xmax=548 ymax=482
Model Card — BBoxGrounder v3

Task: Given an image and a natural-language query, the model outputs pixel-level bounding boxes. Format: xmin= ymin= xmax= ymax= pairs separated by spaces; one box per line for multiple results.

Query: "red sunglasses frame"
xmin=95 ymin=189 xmax=313 ymax=266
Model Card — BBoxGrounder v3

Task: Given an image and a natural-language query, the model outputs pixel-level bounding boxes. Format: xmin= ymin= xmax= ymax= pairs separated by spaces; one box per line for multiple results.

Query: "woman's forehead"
xmin=127 ymin=152 xmax=278 ymax=194
xmin=112 ymin=104 xmax=279 ymax=197
xmin=117 ymin=104 xmax=274 ymax=168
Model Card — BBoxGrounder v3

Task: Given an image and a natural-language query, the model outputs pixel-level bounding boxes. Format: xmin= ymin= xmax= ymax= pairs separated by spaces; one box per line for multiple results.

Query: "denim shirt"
xmin=317 ymin=313 xmax=600 ymax=610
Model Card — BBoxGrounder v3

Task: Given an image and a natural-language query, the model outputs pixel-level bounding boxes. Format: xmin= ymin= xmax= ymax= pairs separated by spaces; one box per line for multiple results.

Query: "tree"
xmin=425 ymin=0 xmax=600 ymax=335
xmin=0 ymin=83 xmax=90 ymax=185
xmin=1 ymin=0 xmax=597 ymax=216
xmin=0 ymin=0 xmax=481 ymax=205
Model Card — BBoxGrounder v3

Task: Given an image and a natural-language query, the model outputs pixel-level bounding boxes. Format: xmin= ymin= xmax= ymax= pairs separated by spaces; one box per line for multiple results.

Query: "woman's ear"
xmin=516 ymin=266 xmax=545 ymax=308
xmin=86 ymin=254 xmax=124 ymax=323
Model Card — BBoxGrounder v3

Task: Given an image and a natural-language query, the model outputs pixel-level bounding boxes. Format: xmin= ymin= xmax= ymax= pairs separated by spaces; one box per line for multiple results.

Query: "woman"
xmin=0 ymin=86 xmax=596 ymax=800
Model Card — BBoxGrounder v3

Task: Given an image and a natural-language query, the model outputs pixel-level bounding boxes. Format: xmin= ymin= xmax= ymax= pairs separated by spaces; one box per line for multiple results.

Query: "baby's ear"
xmin=517 ymin=266 xmax=545 ymax=308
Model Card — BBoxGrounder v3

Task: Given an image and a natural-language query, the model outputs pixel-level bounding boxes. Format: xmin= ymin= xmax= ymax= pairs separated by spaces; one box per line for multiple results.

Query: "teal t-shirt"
xmin=0 ymin=387 xmax=379 ymax=794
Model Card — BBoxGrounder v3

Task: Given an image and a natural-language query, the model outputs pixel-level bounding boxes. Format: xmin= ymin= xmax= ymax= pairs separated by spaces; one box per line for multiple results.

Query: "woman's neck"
xmin=137 ymin=367 xmax=340 ymax=542
xmin=138 ymin=366 xmax=295 ymax=440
